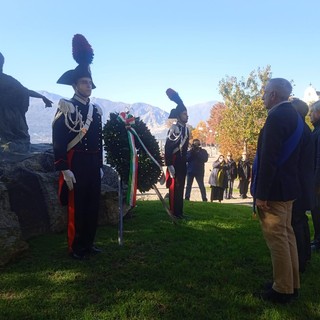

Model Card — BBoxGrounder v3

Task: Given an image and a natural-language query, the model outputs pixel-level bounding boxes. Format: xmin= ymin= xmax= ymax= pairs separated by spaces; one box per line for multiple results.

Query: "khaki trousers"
xmin=258 ymin=200 xmax=300 ymax=294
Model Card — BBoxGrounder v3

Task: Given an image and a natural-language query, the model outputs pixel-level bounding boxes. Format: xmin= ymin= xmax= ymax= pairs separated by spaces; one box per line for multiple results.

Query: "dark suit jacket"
xmin=186 ymin=147 xmax=208 ymax=175
xmin=294 ymin=121 xmax=315 ymax=211
xmin=255 ymin=102 xmax=302 ymax=201
xmin=311 ymin=120 xmax=320 ymax=207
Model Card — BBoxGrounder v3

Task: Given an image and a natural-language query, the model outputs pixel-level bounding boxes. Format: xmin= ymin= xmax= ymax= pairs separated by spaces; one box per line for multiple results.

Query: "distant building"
xmin=303 ymin=84 xmax=320 ymax=105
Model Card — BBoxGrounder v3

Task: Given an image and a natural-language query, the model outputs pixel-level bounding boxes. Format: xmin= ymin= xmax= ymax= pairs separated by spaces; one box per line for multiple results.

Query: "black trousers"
xmin=292 ymin=203 xmax=311 ymax=272
xmin=185 ymin=173 xmax=207 ymax=201
xmin=239 ymin=178 xmax=250 ymax=197
xmin=168 ymin=161 xmax=187 ymax=217
xmin=311 ymin=206 xmax=320 ymax=242
xmin=224 ymin=179 xmax=235 ymax=199
xmin=68 ymin=152 xmax=101 ymax=255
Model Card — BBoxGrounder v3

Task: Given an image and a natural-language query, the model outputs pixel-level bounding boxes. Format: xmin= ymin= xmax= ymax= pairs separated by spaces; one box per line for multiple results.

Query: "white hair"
xmin=268 ymin=78 xmax=292 ymax=100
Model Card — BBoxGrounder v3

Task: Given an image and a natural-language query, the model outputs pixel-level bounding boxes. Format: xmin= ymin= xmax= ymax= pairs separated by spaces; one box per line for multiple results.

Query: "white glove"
xmin=62 ymin=170 xmax=76 ymax=191
xmin=100 ymin=168 xmax=104 ymax=179
xmin=168 ymin=165 xmax=175 ymax=179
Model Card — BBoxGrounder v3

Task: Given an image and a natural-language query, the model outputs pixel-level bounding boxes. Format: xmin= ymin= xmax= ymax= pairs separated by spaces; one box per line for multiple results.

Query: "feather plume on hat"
xmin=72 ymin=34 xmax=94 ymax=65
xmin=57 ymin=34 xmax=96 ymax=88
xmin=166 ymin=88 xmax=184 ymax=106
xmin=166 ymin=88 xmax=187 ymax=119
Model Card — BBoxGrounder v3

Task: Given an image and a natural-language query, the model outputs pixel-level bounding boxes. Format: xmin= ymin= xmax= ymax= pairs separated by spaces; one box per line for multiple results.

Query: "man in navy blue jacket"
xmin=185 ymin=139 xmax=208 ymax=201
xmin=255 ymin=78 xmax=302 ymax=303
xmin=165 ymin=89 xmax=189 ymax=219
xmin=309 ymin=100 xmax=320 ymax=251
xmin=52 ymin=35 xmax=103 ymax=260
xmin=290 ymin=98 xmax=314 ymax=273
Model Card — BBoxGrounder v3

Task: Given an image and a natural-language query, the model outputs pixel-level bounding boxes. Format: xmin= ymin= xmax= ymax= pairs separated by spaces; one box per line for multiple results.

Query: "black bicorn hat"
xmin=166 ymin=88 xmax=187 ymax=119
xmin=57 ymin=34 xmax=96 ymax=89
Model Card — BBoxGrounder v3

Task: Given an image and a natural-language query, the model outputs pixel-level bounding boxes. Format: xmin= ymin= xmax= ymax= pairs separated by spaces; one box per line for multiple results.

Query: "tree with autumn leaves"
xmin=207 ymin=102 xmax=227 ymax=146
xmin=191 ymin=120 xmax=210 ymax=146
xmin=208 ymin=65 xmax=271 ymax=160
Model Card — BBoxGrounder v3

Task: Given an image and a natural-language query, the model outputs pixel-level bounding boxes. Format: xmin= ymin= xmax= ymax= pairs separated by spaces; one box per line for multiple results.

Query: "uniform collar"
xmin=177 ymin=120 xmax=186 ymax=127
xmin=73 ymin=94 xmax=90 ymax=105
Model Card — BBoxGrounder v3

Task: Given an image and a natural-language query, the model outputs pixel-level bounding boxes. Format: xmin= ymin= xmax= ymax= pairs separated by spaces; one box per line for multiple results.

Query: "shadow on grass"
xmin=1 ymin=200 xmax=320 ymax=319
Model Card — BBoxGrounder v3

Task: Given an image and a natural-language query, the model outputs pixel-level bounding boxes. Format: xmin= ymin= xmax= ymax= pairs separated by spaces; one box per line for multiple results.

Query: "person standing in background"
xmin=290 ymin=98 xmax=314 ymax=272
xmin=238 ymin=152 xmax=251 ymax=199
xmin=309 ymin=100 xmax=320 ymax=251
xmin=185 ymin=139 xmax=208 ymax=202
xmin=224 ymin=152 xmax=237 ymax=199
xmin=208 ymin=154 xmax=227 ymax=202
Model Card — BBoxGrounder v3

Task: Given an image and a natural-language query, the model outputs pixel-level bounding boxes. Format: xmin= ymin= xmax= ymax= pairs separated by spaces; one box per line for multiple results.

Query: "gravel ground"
xmin=137 ymin=149 xmax=253 ymax=208
xmin=137 ymin=183 xmax=253 ymax=207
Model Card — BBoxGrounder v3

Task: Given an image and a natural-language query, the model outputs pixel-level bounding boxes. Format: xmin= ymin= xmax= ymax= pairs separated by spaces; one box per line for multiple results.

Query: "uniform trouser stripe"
xmin=169 ymin=177 xmax=175 ymax=212
xmin=66 ymin=149 xmax=75 ymax=252
xmin=67 ymin=190 xmax=75 ymax=252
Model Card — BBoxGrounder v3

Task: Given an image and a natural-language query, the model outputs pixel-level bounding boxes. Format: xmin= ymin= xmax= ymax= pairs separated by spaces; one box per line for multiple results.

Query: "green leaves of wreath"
xmin=103 ymin=112 xmax=164 ymax=192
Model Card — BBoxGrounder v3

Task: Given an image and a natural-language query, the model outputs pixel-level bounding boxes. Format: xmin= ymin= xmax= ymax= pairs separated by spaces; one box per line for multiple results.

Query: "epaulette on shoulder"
xmin=167 ymin=123 xmax=181 ymax=140
xmin=169 ymin=123 xmax=180 ymax=135
xmin=94 ymin=103 xmax=103 ymax=116
xmin=58 ymin=99 xmax=75 ymax=114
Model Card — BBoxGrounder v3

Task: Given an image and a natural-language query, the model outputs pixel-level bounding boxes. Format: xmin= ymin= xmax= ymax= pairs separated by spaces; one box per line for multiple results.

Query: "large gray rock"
xmin=0 ymin=182 xmax=29 ymax=266
xmin=0 ymin=144 xmax=120 ymax=266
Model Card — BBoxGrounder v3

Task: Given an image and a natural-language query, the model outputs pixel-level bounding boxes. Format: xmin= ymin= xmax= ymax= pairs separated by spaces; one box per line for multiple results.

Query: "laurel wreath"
xmin=102 ymin=112 xmax=164 ymax=192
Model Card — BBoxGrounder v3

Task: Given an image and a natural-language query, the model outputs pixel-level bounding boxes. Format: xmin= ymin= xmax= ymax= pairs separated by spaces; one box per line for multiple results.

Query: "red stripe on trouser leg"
xmin=67 ymin=190 xmax=75 ymax=252
xmin=66 ymin=149 xmax=75 ymax=253
xmin=166 ymin=155 xmax=177 ymax=214
xmin=165 ymin=169 xmax=174 ymax=212
xmin=169 ymin=177 xmax=175 ymax=212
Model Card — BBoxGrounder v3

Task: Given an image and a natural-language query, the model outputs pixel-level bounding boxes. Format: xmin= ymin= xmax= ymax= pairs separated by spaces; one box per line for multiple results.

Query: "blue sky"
xmin=1 ymin=0 xmax=319 ymax=112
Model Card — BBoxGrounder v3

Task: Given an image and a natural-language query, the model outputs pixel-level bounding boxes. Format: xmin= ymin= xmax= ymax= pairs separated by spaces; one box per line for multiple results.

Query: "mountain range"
xmin=27 ymin=91 xmax=216 ymax=143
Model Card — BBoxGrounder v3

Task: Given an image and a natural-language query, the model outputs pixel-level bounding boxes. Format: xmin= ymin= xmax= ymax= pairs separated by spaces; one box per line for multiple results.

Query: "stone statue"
xmin=0 ymin=52 xmax=53 ymax=153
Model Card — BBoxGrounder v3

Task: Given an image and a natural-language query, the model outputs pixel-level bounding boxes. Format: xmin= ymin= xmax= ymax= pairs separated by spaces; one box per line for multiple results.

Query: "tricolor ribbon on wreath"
xmin=117 ymin=112 xmax=165 ymax=207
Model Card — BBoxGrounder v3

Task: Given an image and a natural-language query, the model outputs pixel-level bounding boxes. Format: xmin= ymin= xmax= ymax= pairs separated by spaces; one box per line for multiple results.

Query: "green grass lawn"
xmin=1 ymin=200 xmax=320 ymax=320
